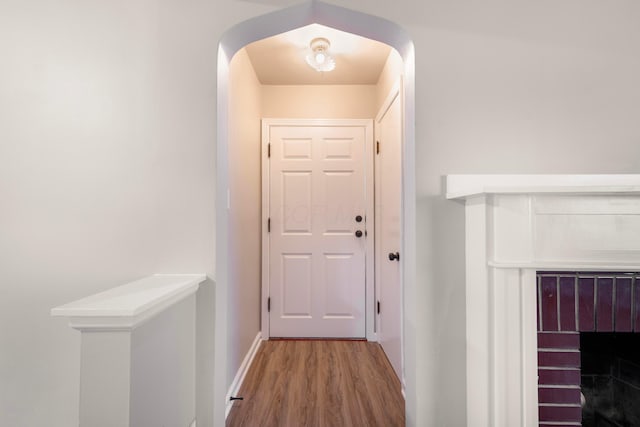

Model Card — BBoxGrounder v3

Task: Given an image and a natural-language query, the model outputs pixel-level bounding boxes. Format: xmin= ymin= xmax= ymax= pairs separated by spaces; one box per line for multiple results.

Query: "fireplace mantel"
xmin=446 ymin=175 xmax=640 ymax=427
xmin=447 ymin=174 xmax=640 ymax=199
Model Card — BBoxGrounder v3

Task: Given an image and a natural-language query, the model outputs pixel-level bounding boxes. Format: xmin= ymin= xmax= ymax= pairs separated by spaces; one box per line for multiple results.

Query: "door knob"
xmin=355 ymin=215 xmax=363 ymax=223
xmin=355 ymin=230 xmax=363 ymax=238
xmin=388 ymin=252 xmax=400 ymax=261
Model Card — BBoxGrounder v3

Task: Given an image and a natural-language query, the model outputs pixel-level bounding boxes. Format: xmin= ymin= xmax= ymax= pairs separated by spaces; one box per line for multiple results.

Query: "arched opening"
xmin=215 ymin=2 xmax=416 ymax=425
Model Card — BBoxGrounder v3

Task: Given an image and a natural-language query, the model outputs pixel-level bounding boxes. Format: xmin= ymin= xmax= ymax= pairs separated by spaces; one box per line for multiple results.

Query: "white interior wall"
xmin=227 ymin=48 xmax=263 ymax=389
xmin=262 ymin=85 xmax=377 ymax=118
xmin=0 ymin=2 xmax=219 ymax=426
xmin=2 ymin=1 xmax=640 ymax=426
xmin=376 ymin=50 xmax=404 ymax=111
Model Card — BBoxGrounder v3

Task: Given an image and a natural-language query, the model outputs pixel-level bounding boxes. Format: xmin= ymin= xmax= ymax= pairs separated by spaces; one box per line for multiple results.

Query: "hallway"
xmin=226 ymin=340 xmax=405 ymax=426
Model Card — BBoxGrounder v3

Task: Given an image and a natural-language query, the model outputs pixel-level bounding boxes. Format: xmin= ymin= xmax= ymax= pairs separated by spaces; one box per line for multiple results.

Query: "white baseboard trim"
xmin=225 ymin=332 xmax=262 ymax=419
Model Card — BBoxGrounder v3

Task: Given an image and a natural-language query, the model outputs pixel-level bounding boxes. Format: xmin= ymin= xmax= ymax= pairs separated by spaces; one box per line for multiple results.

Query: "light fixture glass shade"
xmin=306 ymin=37 xmax=335 ymax=72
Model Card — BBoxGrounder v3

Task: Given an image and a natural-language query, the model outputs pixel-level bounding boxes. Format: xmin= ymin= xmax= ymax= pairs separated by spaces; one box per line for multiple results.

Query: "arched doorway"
xmin=215 ymin=2 xmax=416 ymax=425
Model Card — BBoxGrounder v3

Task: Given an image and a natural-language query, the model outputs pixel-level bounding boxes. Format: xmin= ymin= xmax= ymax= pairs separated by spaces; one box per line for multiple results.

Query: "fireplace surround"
xmin=446 ymin=175 xmax=640 ymax=427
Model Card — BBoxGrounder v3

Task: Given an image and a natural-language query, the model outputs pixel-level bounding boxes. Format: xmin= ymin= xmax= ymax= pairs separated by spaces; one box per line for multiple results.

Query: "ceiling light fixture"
xmin=306 ymin=37 xmax=335 ymax=72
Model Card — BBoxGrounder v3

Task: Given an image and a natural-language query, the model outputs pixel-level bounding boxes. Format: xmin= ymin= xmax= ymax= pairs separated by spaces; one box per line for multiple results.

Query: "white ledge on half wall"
xmin=51 ymin=274 xmax=207 ymax=331
xmin=446 ymin=174 xmax=640 ymax=200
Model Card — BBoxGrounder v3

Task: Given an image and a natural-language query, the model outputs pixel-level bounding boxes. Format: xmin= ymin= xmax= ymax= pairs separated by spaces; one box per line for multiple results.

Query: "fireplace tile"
xmin=538 ymin=405 xmax=581 ymax=422
xmin=578 ymin=277 xmax=595 ymax=331
xmin=538 ymin=368 xmax=580 ymax=386
xmin=537 ymin=332 xmax=579 ymax=349
xmin=540 ymin=276 xmax=559 ymax=331
xmin=615 ymin=277 xmax=633 ymax=332
xmin=539 ymin=351 xmax=580 ymax=368
xmin=596 ymin=277 xmax=614 ymax=332
xmin=538 ymin=387 xmax=581 ymax=404
xmin=559 ymin=276 xmax=577 ymax=331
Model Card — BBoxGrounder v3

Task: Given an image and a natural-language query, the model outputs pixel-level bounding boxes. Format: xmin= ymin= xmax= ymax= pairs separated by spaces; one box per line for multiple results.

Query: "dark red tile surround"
xmin=538 ymin=273 xmax=640 ymax=334
xmin=536 ymin=272 xmax=640 ymax=426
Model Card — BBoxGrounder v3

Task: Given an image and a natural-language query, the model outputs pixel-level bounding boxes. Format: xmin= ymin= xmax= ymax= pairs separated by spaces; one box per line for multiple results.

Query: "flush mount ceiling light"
xmin=306 ymin=37 xmax=336 ymax=72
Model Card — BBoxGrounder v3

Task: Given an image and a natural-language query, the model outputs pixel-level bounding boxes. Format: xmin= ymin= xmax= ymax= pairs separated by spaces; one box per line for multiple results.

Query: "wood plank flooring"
xmin=226 ymin=340 xmax=405 ymax=427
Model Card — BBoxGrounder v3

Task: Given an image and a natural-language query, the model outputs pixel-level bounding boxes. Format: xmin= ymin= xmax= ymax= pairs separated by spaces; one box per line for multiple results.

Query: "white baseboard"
xmin=225 ymin=332 xmax=262 ymax=419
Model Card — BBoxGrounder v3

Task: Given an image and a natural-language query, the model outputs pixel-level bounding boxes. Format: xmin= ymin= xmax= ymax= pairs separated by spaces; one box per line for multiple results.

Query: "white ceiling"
xmin=244 ymin=24 xmax=392 ymax=85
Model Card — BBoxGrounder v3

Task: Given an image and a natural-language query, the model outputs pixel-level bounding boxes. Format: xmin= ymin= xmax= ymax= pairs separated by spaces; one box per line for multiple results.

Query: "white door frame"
xmin=216 ymin=2 xmax=416 ymax=425
xmin=261 ymin=118 xmax=375 ymax=341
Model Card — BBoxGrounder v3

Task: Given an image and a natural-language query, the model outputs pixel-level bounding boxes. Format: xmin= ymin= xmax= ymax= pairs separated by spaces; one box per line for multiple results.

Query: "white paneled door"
xmin=264 ymin=120 xmax=373 ymax=338
xmin=375 ymin=81 xmax=403 ymax=381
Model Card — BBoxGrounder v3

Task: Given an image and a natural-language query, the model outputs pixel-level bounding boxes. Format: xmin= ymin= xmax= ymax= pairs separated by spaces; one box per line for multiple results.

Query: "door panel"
xmin=324 ymin=171 xmax=354 ymax=232
xmin=281 ymin=254 xmax=312 ymax=316
xmin=267 ymin=122 xmax=371 ymax=338
xmin=281 ymin=172 xmax=312 ymax=233
xmin=323 ymin=253 xmax=355 ymax=316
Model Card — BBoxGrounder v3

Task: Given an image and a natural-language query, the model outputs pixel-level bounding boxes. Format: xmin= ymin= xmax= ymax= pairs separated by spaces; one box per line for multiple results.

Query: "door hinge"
xmin=377 ymin=300 xmax=381 ymax=314
xmin=268 ymin=143 xmax=271 ymax=158
xmin=267 ymin=217 xmax=270 ymax=232
xmin=267 ymin=297 xmax=271 ymax=312
xmin=376 ymin=140 xmax=380 ymax=155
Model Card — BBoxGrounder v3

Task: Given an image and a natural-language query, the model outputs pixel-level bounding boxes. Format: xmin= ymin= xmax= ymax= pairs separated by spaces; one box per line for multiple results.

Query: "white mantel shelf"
xmin=51 ymin=274 xmax=207 ymax=331
xmin=446 ymin=174 xmax=640 ymax=199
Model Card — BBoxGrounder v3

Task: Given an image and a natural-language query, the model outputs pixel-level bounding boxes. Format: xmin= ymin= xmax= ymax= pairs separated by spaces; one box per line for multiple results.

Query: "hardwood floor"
xmin=226 ymin=340 xmax=405 ymax=427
